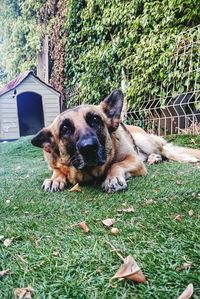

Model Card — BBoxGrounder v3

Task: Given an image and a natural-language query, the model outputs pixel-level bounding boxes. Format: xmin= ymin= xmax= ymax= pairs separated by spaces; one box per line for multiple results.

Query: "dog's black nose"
xmin=78 ymin=137 xmax=98 ymax=156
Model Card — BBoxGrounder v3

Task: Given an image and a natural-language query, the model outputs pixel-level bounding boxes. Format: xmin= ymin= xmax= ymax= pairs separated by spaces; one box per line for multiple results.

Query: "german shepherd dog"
xmin=31 ymin=90 xmax=200 ymax=193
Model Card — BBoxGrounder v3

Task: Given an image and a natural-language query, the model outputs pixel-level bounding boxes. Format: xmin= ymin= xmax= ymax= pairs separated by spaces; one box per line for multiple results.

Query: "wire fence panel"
xmin=126 ymin=25 xmax=200 ymax=135
xmin=65 ymin=25 xmax=200 ymax=135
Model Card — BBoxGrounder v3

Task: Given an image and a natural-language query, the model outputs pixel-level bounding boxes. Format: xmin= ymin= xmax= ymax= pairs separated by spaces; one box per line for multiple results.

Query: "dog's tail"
xmin=161 ymin=143 xmax=200 ymax=163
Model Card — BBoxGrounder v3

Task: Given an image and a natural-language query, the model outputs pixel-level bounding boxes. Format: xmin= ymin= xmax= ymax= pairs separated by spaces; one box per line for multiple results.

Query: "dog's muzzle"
xmin=76 ymin=136 xmax=106 ymax=168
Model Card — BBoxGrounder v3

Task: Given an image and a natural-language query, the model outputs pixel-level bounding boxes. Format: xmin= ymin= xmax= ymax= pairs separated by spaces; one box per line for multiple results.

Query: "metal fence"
xmin=64 ymin=85 xmax=80 ymax=110
xmin=64 ymin=25 xmax=200 ymax=135
xmin=126 ymin=25 xmax=200 ymax=135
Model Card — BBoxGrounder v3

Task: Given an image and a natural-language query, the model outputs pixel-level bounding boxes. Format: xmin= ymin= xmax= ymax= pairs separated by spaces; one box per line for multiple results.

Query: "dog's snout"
xmin=78 ymin=138 xmax=98 ymax=156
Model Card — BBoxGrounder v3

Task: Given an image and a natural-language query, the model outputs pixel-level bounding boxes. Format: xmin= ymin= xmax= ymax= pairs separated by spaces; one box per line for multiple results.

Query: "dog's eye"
xmin=86 ymin=113 xmax=103 ymax=128
xmin=62 ymin=125 xmax=72 ymax=134
xmin=60 ymin=120 xmax=74 ymax=137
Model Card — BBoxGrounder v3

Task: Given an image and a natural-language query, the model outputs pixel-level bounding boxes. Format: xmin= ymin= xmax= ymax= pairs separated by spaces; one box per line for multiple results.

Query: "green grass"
xmin=0 ymin=136 xmax=200 ymax=298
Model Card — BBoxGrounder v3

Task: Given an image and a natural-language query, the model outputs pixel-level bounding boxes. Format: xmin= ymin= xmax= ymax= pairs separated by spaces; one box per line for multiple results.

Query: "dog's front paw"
xmin=42 ymin=178 xmax=66 ymax=192
xmin=102 ymin=176 xmax=127 ymax=193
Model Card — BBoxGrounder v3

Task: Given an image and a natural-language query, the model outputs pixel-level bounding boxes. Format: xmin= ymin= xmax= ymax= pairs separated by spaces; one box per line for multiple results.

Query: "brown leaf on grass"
xmin=175 ymin=214 xmax=182 ymax=221
xmin=14 ymin=285 xmax=34 ymax=299
xmin=34 ymin=236 xmax=43 ymax=247
xmin=3 ymin=237 xmax=14 ymax=247
xmin=177 ymin=261 xmax=192 ymax=271
xmin=190 ymin=138 xmax=196 ymax=145
xmin=78 ymin=221 xmax=90 ymax=233
xmin=177 ymin=283 xmax=194 ymax=299
xmin=183 ymin=262 xmax=192 ymax=270
xmin=144 ymin=199 xmax=156 ymax=205
xmin=0 ymin=269 xmax=12 ymax=278
xmin=117 ymin=207 xmax=135 ymax=213
xmin=69 ymin=183 xmax=81 ymax=192
xmin=112 ymin=255 xmax=147 ymax=283
xmin=176 ymin=180 xmax=182 ymax=185
xmin=102 ymin=218 xmax=115 ymax=227
xmin=52 ymin=251 xmax=59 ymax=257
xmin=188 ymin=210 xmax=194 ymax=217
xmin=111 ymin=227 xmax=119 ymax=235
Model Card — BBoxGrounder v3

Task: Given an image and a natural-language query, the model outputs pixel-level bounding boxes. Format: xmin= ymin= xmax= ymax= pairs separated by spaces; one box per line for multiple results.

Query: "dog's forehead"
xmin=61 ymin=105 xmax=102 ymax=121
xmin=49 ymin=105 xmax=104 ymax=134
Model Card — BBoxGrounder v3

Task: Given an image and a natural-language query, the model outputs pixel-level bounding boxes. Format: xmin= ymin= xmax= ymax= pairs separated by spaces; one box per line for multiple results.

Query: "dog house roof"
xmin=0 ymin=70 xmax=60 ymax=97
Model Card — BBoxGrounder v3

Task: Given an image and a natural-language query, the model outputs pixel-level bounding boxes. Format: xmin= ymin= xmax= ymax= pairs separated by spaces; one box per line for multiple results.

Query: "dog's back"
xmin=126 ymin=124 xmax=200 ymax=163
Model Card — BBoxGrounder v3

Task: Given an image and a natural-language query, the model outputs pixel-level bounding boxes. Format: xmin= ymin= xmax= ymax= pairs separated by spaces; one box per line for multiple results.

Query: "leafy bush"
xmin=64 ymin=0 xmax=200 ymax=106
xmin=0 ymin=0 xmax=43 ymax=82
xmin=1 ymin=0 xmax=199 ymax=108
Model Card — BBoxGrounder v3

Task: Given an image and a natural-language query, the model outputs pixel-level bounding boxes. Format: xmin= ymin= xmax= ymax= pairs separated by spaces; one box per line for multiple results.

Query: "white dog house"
xmin=0 ymin=71 xmax=60 ymax=141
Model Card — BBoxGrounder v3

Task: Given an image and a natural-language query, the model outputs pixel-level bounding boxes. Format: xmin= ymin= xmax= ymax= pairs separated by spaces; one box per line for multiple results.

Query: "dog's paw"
xmin=147 ymin=154 xmax=162 ymax=165
xmin=42 ymin=178 xmax=66 ymax=192
xmin=102 ymin=176 xmax=127 ymax=193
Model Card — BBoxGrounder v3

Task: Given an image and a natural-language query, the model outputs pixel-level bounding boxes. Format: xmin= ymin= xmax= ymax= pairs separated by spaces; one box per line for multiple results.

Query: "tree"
xmin=0 ymin=0 xmax=42 ymax=83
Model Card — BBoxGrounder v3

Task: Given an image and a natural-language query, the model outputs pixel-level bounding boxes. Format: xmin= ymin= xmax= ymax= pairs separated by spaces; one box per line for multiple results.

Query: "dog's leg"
xmin=147 ymin=154 xmax=162 ymax=165
xmin=102 ymin=155 xmax=147 ymax=193
xmin=42 ymin=169 xmax=67 ymax=192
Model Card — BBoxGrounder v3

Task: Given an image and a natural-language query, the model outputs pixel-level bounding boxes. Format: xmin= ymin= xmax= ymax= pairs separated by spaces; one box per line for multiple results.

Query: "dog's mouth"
xmin=72 ymin=150 xmax=106 ymax=170
xmin=70 ymin=145 xmax=106 ymax=170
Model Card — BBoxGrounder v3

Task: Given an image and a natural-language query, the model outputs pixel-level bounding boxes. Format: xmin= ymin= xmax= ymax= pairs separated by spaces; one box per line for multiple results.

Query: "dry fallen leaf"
xmin=0 ymin=269 xmax=12 ymax=278
xmin=34 ymin=236 xmax=43 ymax=247
xmin=183 ymin=262 xmax=192 ymax=270
xmin=177 ymin=261 xmax=192 ymax=271
xmin=111 ymin=227 xmax=119 ymax=235
xmin=177 ymin=283 xmax=194 ymax=299
xmin=52 ymin=251 xmax=59 ymax=257
xmin=176 ymin=180 xmax=182 ymax=185
xmin=117 ymin=207 xmax=135 ymax=213
xmin=175 ymin=214 xmax=182 ymax=221
xmin=78 ymin=221 xmax=90 ymax=233
xmin=144 ymin=199 xmax=156 ymax=205
xmin=113 ymin=255 xmax=147 ymax=283
xmin=188 ymin=210 xmax=194 ymax=217
xmin=190 ymin=139 xmax=196 ymax=145
xmin=102 ymin=218 xmax=115 ymax=227
xmin=14 ymin=285 xmax=34 ymax=299
xmin=3 ymin=238 xmax=14 ymax=247
xmin=69 ymin=183 xmax=81 ymax=192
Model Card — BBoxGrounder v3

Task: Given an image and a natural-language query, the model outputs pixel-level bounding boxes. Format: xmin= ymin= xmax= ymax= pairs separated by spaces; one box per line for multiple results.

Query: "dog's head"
xmin=31 ymin=89 xmax=123 ymax=169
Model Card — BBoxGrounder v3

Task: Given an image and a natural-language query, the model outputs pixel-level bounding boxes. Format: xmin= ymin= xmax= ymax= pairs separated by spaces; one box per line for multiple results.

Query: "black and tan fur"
xmin=31 ymin=90 xmax=200 ymax=193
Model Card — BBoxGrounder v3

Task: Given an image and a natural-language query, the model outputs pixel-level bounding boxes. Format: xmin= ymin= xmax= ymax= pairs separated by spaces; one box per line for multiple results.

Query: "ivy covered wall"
xmin=0 ymin=0 xmax=200 ymax=106
xmin=64 ymin=0 xmax=200 ymax=106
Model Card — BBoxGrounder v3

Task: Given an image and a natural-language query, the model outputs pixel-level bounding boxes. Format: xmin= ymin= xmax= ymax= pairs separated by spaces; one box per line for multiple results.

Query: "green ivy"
xmin=64 ymin=0 xmax=200 ymax=106
xmin=0 ymin=0 xmax=199 ymax=108
xmin=0 ymin=0 xmax=43 ymax=82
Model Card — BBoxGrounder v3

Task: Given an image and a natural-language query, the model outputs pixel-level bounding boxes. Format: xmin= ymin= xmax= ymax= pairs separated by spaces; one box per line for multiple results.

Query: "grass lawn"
xmin=0 ymin=135 xmax=200 ymax=298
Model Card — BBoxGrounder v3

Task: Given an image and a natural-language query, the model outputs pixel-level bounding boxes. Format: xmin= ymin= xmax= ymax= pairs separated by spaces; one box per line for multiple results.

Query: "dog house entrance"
xmin=17 ymin=92 xmax=44 ymax=136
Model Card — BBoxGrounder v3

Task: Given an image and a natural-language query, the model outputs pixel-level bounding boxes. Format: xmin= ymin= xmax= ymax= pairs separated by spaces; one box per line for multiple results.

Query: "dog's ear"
xmin=100 ymin=89 xmax=124 ymax=130
xmin=31 ymin=128 xmax=53 ymax=153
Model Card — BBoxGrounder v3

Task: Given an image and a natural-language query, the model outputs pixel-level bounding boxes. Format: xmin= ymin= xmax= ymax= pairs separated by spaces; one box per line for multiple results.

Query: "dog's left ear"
xmin=100 ymin=89 xmax=124 ymax=131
